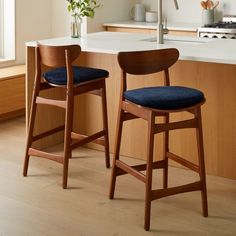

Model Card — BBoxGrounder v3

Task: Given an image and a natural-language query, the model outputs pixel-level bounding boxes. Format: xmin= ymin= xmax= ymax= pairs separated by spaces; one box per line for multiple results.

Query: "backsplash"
xmin=138 ymin=0 xmax=236 ymax=23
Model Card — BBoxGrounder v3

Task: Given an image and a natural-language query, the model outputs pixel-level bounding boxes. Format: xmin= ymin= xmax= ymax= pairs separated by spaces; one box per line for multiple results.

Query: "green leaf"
xmin=66 ymin=0 xmax=102 ymax=18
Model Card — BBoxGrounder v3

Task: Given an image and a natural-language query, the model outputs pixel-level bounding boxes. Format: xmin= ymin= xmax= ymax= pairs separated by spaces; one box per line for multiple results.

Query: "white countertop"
xmin=103 ymin=21 xmax=201 ymax=32
xmin=26 ymin=31 xmax=236 ymax=65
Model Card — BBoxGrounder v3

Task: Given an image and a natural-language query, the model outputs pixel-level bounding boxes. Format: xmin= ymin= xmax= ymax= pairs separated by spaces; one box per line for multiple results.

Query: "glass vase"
xmin=71 ymin=16 xmax=80 ymax=38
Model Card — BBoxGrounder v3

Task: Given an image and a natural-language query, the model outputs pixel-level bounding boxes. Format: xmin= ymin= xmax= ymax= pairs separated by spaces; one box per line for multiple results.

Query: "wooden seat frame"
xmin=23 ymin=44 xmax=110 ymax=189
xmin=109 ymin=49 xmax=208 ymax=231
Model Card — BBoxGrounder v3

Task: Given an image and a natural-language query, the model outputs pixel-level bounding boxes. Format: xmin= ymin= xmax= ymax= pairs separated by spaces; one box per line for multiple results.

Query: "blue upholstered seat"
xmin=43 ymin=66 xmax=109 ymax=85
xmin=124 ymin=86 xmax=204 ymax=110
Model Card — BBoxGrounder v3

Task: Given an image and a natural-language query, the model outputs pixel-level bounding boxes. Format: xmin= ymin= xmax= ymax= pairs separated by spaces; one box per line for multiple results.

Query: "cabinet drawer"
xmin=105 ymin=26 xmax=197 ymax=37
xmin=0 ymin=76 xmax=25 ymax=115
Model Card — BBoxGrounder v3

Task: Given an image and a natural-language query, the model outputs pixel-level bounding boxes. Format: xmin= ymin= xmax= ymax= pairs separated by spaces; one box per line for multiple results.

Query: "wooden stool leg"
xmin=109 ymin=109 xmax=124 ymax=199
xmin=23 ymin=102 xmax=37 ymax=176
xmin=23 ymin=78 xmax=41 ymax=176
xmin=62 ymin=90 xmax=74 ymax=189
xmin=196 ymin=107 xmax=208 ymax=217
xmin=101 ymin=83 xmax=110 ymax=168
xmin=163 ymin=114 xmax=169 ymax=189
xmin=144 ymin=112 xmax=155 ymax=231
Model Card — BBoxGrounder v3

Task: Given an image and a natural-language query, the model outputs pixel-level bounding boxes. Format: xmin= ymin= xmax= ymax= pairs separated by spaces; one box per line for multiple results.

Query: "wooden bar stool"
xmin=109 ymin=48 xmax=208 ymax=230
xmin=23 ymin=44 xmax=110 ymax=189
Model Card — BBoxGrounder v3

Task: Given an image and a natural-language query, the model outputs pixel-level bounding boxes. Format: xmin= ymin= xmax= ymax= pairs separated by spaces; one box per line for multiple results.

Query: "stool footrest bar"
xmin=36 ymin=97 xmax=66 ymax=108
xmin=71 ymin=130 xmax=106 ymax=149
xmin=151 ymin=181 xmax=202 ymax=200
xmin=28 ymin=148 xmax=63 ymax=163
xmin=167 ymin=151 xmax=199 ymax=173
xmin=115 ymin=160 xmax=166 ymax=177
xmin=32 ymin=125 xmax=65 ymax=142
xmin=116 ymin=160 xmax=146 ymax=183
xmin=154 ymin=118 xmax=198 ymax=133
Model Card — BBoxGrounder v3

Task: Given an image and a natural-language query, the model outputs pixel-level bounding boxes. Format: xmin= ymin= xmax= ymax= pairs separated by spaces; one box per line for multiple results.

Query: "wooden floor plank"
xmin=0 ymin=117 xmax=235 ymax=235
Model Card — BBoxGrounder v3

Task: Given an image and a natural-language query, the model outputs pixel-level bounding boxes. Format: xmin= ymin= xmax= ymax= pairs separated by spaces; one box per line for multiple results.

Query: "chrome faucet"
xmin=157 ymin=0 xmax=179 ymax=44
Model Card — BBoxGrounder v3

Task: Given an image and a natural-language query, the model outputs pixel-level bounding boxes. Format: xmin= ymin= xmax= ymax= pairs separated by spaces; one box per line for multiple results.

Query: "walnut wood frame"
xmin=109 ymin=48 xmax=208 ymax=231
xmin=23 ymin=44 xmax=110 ymax=189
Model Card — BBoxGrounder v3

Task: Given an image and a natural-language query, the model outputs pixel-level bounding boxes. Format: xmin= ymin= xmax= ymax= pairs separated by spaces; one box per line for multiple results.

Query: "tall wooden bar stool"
xmin=23 ymin=44 xmax=110 ymax=189
xmin=109 ymin=48 xmax=208 ymax=230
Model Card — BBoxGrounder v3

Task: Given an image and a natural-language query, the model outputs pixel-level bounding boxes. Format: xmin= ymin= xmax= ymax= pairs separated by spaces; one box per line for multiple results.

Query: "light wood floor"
xmin=0 ymin=117 xmax=235 ymax=236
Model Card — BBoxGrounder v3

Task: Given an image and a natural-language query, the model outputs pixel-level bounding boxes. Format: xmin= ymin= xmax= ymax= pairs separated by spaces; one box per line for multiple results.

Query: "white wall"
xmin=51 ymin=0 xmax=236 ymax=37
xmin=51 ymin=0 xmax=133 ymax=37
xmin=51 ymin=0 xmax=70 ymax=37
xmin=16 ymin=0 xmax=52 ymax=61
xmin=140 ymin=0 xmax=236 ymax=23
xmin=87 ymin=0 xmax=134 ymax=33
xmin=0 ymin=0 xmax=52 ymax=67
xmin=2 ymin=0 xmax=133 ymax=67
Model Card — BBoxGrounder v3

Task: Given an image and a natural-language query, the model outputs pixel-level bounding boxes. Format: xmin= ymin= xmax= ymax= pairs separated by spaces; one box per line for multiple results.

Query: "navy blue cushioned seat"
xmin=124 ymin=86 xmax=204 ymax=110
xmin=43 ymin=66 xmax=109 ymax=85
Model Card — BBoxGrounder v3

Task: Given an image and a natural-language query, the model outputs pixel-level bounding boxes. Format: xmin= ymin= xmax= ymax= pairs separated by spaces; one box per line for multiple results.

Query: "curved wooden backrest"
xmin=117 ymin=48 xmax=179 ymax=75
xmin=38 ymin=44 xmax=81 ymax=67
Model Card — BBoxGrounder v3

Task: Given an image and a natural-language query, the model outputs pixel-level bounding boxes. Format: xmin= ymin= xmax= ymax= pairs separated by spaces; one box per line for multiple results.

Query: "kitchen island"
xmin=26 ymin=32 xmax=236 ymax=179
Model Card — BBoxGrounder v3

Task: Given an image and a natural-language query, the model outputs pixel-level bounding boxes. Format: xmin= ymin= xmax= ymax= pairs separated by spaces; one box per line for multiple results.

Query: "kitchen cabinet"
xmin=0 ymin=65 xmax=25 ymax=120
xmin=103 ymin=21 xmax=199 ymax=37
xmin=105 ymin=26 xmax=197 ymax=37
